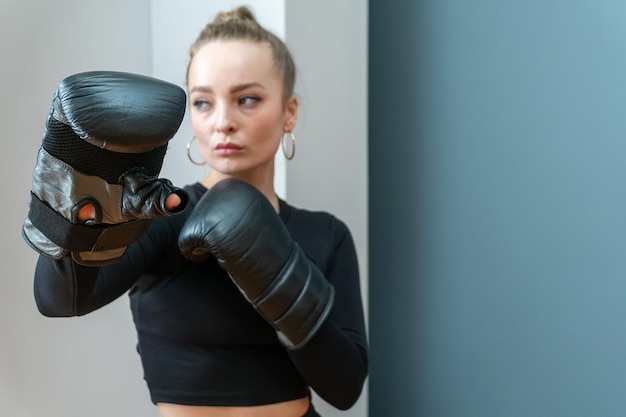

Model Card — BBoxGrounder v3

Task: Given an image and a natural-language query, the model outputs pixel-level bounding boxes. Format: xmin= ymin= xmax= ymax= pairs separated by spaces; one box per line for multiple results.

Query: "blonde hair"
xmin=187 ymin=6 xmax=296 ymax=102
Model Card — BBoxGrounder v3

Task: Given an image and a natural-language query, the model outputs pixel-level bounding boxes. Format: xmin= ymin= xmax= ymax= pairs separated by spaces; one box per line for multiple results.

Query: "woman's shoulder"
xmin=279 ymin=200 xmax=358 ymax=277
xmin=279 ymin=199 xmax=351 ymax=241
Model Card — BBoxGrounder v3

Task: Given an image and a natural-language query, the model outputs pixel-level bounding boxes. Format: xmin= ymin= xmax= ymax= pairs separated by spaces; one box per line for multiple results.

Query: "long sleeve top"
xmin=34 ymin=182 xmax=368 ymax=410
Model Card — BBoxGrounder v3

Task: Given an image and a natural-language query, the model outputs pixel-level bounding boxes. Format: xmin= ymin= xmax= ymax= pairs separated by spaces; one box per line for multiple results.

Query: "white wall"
xmin=284 ymin=3 xmax=369 ymax=417
xmin=1 ymin=0 xmax=368 ymax=416
xmin=1 ymin=1 xmax=157 ymax=416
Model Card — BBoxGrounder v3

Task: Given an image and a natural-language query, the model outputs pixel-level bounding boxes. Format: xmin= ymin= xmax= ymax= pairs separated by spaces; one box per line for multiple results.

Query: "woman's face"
xmin=187 ymin=40 xmax=297 ymax=179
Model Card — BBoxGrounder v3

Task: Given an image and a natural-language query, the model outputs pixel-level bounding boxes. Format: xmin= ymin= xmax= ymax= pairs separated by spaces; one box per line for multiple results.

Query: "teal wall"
xmin=369 ymin=1 xmax=626 ymax=416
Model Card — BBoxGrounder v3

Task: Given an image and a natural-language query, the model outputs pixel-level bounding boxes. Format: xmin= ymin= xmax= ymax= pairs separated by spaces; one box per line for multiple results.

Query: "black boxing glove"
xmin=178 ymin=178 xmax=334 ymax=350
xmin=22 ymin=71 xmax=189 ymax=266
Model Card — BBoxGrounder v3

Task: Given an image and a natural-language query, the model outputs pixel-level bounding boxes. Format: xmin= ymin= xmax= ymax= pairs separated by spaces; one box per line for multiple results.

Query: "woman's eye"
xmin=239 ymin=96 xmax=261 ymax=106
xmin=193 ymin=100 xmax=211 ymax=110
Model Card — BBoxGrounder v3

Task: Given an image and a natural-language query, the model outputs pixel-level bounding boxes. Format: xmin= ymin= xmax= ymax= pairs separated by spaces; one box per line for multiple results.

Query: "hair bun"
xmin=213 ymin=6 xmax=258 ymax=25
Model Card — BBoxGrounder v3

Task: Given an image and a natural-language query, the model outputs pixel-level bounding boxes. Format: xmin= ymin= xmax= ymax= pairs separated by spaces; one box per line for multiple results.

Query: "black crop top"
xmin=34 ymin=182 xmax=368 ymax=410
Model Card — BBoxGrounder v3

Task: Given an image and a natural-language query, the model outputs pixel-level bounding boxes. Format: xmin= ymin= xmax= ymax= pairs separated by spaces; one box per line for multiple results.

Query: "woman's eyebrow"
xmin=189 ymin=85 xmax=213 ymax=94
xmin=230 ymin=82 xmax=265 ymax=93
xmin=189 ymin=82 xmax=265 ymax=95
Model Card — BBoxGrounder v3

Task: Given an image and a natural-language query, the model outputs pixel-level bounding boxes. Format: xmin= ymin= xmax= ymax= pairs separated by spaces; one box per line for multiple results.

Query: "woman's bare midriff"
xmin=157 ymin=396 xmax=310 ymax=417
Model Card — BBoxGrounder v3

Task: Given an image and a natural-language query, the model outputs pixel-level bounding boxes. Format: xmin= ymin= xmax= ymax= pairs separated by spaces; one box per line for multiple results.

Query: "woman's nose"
xmin=215 ymin=103 xmax=237 ymax=133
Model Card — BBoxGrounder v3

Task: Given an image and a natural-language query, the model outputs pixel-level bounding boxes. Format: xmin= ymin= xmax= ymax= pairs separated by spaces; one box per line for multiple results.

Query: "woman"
xmin=34 ymin=6 xmax=368 ymax=417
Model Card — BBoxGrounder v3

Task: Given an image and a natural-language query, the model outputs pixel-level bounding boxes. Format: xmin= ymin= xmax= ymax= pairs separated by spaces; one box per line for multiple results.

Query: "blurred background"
xmin=369 ymin=1 xmax=626 ymax=416
xmin=4 ymin=0 xmax=626 ymax=416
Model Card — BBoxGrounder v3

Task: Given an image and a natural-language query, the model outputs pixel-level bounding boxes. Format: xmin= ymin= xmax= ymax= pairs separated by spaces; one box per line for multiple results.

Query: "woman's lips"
xmin=215 ymin=142 xmax=243 ymax=156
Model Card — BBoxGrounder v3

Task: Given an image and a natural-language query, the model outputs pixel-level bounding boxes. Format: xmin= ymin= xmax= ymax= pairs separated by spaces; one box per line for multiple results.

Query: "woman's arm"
xmin=288 ymin=224 xmax=369 ymax=410
xmin=177 ymin=183 xmax=369 ymax=409
xmin=35 ymin=255 xmax=135 ymax=317
xmin=34 ymin=215 xmax=182 ymax=317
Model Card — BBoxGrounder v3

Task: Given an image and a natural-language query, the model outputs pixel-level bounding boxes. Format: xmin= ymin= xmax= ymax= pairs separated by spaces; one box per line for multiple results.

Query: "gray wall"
xmin=369 ymin=1 xmax=626 ymax=416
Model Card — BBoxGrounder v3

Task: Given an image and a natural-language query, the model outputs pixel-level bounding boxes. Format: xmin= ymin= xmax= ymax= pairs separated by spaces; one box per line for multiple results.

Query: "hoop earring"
xmin=186 ymin=136 xmax=206 ymax=166
xmin=282 ymin=131 xmax=296 ymax=160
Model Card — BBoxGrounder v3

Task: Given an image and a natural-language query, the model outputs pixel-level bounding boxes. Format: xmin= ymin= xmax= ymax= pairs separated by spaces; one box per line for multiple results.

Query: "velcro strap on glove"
xmin=22 ymin=147 xmax=186 ymax=265
xmin=26 ymin=192 xmax=151 ymax=252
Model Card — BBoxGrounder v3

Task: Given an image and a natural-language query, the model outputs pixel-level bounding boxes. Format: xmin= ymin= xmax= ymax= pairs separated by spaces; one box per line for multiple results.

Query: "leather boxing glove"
xmin=178 ymin=178 xmax=335 ymax=350
xmin=23 ymin=71 xmax=189 ymax=266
